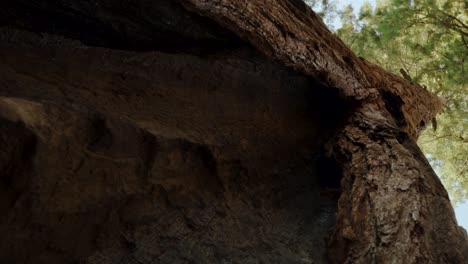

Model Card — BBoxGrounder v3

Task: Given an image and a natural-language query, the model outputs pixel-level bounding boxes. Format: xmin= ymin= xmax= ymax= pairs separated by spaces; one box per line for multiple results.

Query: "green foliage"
xmin=310 ymin=0 xmax=468 ymax=204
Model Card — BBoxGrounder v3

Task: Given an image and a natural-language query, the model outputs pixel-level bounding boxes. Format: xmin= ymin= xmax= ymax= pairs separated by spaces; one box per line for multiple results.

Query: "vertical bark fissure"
xmin=328 ymin=103 xmax=468 ymax=263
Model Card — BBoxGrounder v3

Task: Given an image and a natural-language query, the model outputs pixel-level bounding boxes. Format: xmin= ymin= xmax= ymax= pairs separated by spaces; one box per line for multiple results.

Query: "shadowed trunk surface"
xmin=0 ymin=0 xmax=467 ymax=263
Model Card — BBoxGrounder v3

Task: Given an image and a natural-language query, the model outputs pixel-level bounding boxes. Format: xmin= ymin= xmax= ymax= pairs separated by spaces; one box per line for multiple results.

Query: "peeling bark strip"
xmin=176 ymin=0 xmax=468 ymax=263
xmin=0 ymin=0 xmax=466 ymax=263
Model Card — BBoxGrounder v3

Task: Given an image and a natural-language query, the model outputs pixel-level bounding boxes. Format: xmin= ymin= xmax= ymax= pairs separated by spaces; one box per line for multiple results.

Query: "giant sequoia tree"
xmin=0 ymin=0 xmax=467 ymax=263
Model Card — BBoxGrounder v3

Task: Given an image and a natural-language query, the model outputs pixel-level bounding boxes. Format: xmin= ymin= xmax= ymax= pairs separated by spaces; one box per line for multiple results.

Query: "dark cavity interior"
xmin=0 ymin=1 xmax=354 ymax=263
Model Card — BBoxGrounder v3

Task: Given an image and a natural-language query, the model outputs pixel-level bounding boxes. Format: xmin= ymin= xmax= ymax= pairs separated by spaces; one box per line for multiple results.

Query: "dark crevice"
xmin=317 ymin=154 xmax=342 ymax=191
xmin=141 ymin=133 xmax=158 ymax=182
xmin=381 ymin=90 xmax=406 ymax=127
xmin=87 ymin=115 xmax=113 ymax=152
xmin=305 ymin=82 xmax=361 ymax=137
xmin=0 ymin=118 xmax=37 ymax=212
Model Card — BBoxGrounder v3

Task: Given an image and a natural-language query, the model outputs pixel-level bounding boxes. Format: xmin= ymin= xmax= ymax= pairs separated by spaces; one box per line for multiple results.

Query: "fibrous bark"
xmin=0 ymin=0 xmax=466 ymax=263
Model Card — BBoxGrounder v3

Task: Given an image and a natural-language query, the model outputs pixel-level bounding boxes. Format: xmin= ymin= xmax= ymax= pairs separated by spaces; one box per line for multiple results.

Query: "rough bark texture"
xmin=0 ymin=0 xmax=466 ymax=263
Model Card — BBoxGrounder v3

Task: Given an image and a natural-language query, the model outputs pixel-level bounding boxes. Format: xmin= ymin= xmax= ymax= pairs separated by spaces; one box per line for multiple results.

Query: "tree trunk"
xmin=329 ymin=104 xmax=468 ymax=263
xmin=0 ymin=0 xmax=466 ymax=263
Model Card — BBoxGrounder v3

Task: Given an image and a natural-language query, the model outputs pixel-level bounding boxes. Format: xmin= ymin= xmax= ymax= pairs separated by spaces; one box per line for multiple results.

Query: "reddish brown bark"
xmin=0 ymin=0 xmax=466 ymax=263
xmin=329 ymin=104 xmax=468 ymax=263
xmin=178 ymin=0 xmax=468 ymax=263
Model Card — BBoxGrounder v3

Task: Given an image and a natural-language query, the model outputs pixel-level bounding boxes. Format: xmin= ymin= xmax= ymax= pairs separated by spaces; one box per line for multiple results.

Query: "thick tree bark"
xmin=175 ymin=0 xmax=468 ymax=262
xmin=329 ymin=104 xmax=468 ymax=263
xmin=0 ymin=0 xmax=466 ymax=263
xmin=175 ymin=1 xmax=468 ymax=262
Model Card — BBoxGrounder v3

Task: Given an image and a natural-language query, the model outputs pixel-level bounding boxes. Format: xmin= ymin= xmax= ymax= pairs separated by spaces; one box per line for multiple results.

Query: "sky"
xmin=331 ymin=0 xmax=375 ymax=29
xmin=455 ymin=202 xmax=468 ymax=230
xmin=338 ymin=0 xmax=374 ymax=10
xmin=317 ymin=0 xmax=468 ymax=230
